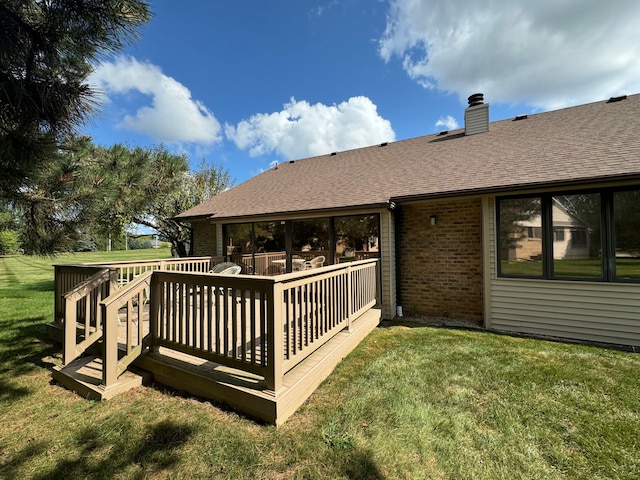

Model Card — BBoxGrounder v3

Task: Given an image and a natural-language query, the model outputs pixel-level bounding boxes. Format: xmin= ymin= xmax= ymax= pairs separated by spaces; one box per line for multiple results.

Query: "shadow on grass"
xmin=0 ymin=420 xmax=194 ymax=479
xmin=0 ymin=316 xmax=58 ymax=404
xmin=341 ymin=447 xmax=385 ymax=479
xmin=23 ymin=280 xmax=55 ymax=292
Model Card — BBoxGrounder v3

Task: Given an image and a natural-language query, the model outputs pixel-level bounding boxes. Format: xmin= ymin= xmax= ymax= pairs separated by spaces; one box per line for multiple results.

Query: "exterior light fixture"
xmin=430 ymin=215 xmax=437 ymax=226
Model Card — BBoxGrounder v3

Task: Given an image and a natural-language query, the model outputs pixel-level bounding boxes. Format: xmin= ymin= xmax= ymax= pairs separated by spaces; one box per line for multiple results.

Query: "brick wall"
xmin=397 ymin=197 xmax=483 ymax=323
xmin=190 ymin=220 xmax=216 ymax=256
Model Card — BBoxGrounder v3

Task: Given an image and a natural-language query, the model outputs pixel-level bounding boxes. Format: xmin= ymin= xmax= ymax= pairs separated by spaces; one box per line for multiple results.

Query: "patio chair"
xmin=304 ymin=255 xmax=325 ymax=269
xmin=210 ymin=261 xmax=239 ymax=273
xmin=218 ymin=265 xmax=242 ymax=275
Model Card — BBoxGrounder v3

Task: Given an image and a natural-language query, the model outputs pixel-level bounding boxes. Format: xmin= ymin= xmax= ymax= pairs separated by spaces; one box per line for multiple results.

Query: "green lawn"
xmin=1 ymin=252 xmax=639 ymax=479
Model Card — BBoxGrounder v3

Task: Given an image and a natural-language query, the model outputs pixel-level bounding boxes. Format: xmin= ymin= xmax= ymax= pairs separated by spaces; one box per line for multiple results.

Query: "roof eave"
xmin=391 ymin=173 xmax=640 ymax=204
xmin=202 ymin=202 xmax=393 ymax=223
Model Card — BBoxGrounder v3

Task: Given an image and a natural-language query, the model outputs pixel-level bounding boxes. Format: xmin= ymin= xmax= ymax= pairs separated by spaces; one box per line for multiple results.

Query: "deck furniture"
xmin=210 ymin=261 xmax=240 ymax=273
xmin=304 ymin=255 xmax=325 ymax=269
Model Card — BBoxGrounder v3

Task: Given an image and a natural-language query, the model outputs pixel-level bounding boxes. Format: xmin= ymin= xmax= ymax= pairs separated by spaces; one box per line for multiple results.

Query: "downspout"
xmin=393 ymin=203 xmax=403 ymax=317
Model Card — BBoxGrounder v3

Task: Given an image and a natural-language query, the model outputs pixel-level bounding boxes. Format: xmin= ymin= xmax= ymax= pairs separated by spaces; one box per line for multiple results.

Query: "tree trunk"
xmin=173 ymin=241 xmax=187 ymax=257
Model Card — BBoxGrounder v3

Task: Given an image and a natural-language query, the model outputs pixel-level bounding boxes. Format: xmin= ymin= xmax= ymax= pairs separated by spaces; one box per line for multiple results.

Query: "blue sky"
xmin=86 ymin=0 xmax=640 ymax=185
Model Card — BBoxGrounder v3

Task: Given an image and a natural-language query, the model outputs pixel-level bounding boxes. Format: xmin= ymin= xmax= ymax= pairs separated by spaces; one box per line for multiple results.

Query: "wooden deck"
xmin=52 ymin=258 xmax=382 ymax=425
xmin=54 ymin=308 xmax=381 ymax=424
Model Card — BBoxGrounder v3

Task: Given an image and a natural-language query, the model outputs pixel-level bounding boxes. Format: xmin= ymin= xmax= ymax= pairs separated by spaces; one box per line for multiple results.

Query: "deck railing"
xmin=56 ymin=256 xmax=221 ymax=365
xmin=62 ymin=267 xmax=116 ymax=364
xmin=230 ymin=252 xmax=287 ymax=275
xmin=101 ymin=271 xmax=154 ymax=386
xmin=57 ymin=258 xmax=380 ymax=393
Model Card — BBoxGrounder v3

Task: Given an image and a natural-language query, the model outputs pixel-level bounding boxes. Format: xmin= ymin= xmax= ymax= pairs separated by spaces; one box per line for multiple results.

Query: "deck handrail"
xmin=145 ymin=259 xmax=380 ymax=391
xmin=62 ymin=267 xmax=117 ymax=364
xmin=148 ymin=270 xmax=277 ymax=380
xmin=274 ymin=259 xmax=379 ymax=379
xmin=54 ymin=256 xmax=224 ymax=324
xmin=100 ymin=270 xmax=154 ymax=387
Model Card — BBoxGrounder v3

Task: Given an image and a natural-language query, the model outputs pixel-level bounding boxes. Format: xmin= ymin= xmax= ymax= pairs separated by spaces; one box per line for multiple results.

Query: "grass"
xmin=1 ymin=251 xmax=640 ymax=479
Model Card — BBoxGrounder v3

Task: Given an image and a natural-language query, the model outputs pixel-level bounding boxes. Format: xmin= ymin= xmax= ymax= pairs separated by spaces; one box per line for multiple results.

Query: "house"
xmin=177 ymin=93 xmax=640 ymax=348
xmin=51 ymin=93 xmax=640 ymax=425
xmin=505 ymin=199 xmax=592 ymax=262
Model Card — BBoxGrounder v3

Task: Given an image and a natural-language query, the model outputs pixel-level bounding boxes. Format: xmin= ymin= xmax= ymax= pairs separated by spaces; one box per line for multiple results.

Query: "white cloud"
xmin=379 ymin=0 xmax=640 ymax=109
xmin=435 ymin=115 xmax=459 ymax=130
xmin=90 ymin=56 xmax=222 ymax=144
xmin=225 ymin=97 xmax=395 ymax=159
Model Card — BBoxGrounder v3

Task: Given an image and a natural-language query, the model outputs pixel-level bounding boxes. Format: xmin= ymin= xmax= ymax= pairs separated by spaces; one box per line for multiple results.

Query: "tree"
xmin=335 ymin=215 xmax=379 ymax=251
xmin=131 ymin=159 xmax=232 ymax=257
xmin=0 ymin=0 xmax=150 ymax=252
xmin=0 ymin=201 xmax=20 ymax=254
xmin=498 ymin=197 xmax=541 ymax=259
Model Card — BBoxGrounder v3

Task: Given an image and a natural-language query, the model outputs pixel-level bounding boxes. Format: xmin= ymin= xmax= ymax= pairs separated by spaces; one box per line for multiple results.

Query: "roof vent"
xmin=289 ymin=160 xmax=295 ymax=164
xmin=330 ymin=152 xmax=337 ymax=156
xmin=464 ymin=93 xmax=489 ymax=135
xmin=513 ymin=114 xmax=528 ymax=121
xmin=438 ymin=130 xmax=448 ymax=136
xmin=607 ymin=95 xmax=628 ymax=103
xmin=380 ymin=142 xmax=388 ymax=147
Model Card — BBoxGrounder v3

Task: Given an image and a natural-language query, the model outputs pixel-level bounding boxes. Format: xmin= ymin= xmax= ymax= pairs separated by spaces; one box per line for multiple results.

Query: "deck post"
xmin=346 ymin=265 xmax=353 ymax=332
xmin=148 ymin=273 xmax=161 ymax=353
xmin=63 ymin=295 xmax=77 ymax=364
xmin=108 ymin=268 xmax=118 ymax=293
xmin=376 ymin=260 xmax=382 ymax=307
xmin=54 ymin=265 xmax=62 ymax=324
xmin=265 ymin=281 xmax=284 ymax=392
xmin=102 ymin=303 xmax=118 ymax=387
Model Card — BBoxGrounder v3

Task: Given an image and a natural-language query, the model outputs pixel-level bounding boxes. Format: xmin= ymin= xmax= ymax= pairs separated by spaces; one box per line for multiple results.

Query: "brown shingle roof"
xmin=177 ymin=94 xmax=640 ymax=221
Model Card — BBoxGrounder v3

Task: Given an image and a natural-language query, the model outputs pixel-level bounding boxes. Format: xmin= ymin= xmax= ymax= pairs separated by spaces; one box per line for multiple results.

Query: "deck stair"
xmin=52 ymin=354 xmax=148 ymax=400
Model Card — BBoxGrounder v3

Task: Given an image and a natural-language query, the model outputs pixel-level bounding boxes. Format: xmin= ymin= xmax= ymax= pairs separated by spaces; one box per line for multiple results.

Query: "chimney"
xmin=464 ymin=93 xmax=489 ymax=135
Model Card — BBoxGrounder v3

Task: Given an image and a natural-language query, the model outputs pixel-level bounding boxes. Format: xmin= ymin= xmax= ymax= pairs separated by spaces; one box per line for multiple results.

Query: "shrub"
xmin=0 ymin=229 xmax=20 ymax=255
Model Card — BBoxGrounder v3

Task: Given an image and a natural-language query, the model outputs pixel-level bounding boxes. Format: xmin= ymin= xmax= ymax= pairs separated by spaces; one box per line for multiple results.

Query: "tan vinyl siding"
xmin=482 ymin=196 xmax=495 ymax=327
xmin=490 ymin=278 xmax=640 ymax=347
xmin=380 ymin=209 xmax=396 ymax=319
xmin=464 ymin=104 xmax=489 ymax=136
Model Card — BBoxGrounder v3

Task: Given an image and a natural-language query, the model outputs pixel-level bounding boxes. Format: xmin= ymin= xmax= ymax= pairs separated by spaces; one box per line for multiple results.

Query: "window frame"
xmin=496 ymin=187 xmax=640 ymax=283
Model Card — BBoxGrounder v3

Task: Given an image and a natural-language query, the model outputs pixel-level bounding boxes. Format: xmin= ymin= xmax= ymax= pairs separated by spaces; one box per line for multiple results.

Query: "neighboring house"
xmin=177 ymin=93 xmax=640 ymax=348
xmin=507 ymin=199 xmax=591 ymax=262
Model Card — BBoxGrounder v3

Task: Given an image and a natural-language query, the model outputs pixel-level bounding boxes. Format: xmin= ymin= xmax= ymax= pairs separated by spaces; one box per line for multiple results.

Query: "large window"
xmin=497 ymin=187 xmax=640 ymax=282
xmin=223 ymin=214 xmax=380 ymax=275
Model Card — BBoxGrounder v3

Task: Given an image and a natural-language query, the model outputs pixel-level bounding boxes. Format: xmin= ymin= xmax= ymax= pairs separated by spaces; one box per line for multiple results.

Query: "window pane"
xmin=335 ymin=214 xmax=380 ymax=264
xmin=614 ymin=189 xmax=640 ymax=280
xmin=552 ymin=194 xmax=602 ymax=278
xmin=225 ymin=223 xmax=252 ymax=257
xmin=499 ymin=197 xmax=543 ymax=276
xmin=225 ymin=223 xmax=253 ymax=272
xmin=254 ymin=221 xmax=286 ymax=275
xmin=292 ymin=218 xmax=329 ymax=270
